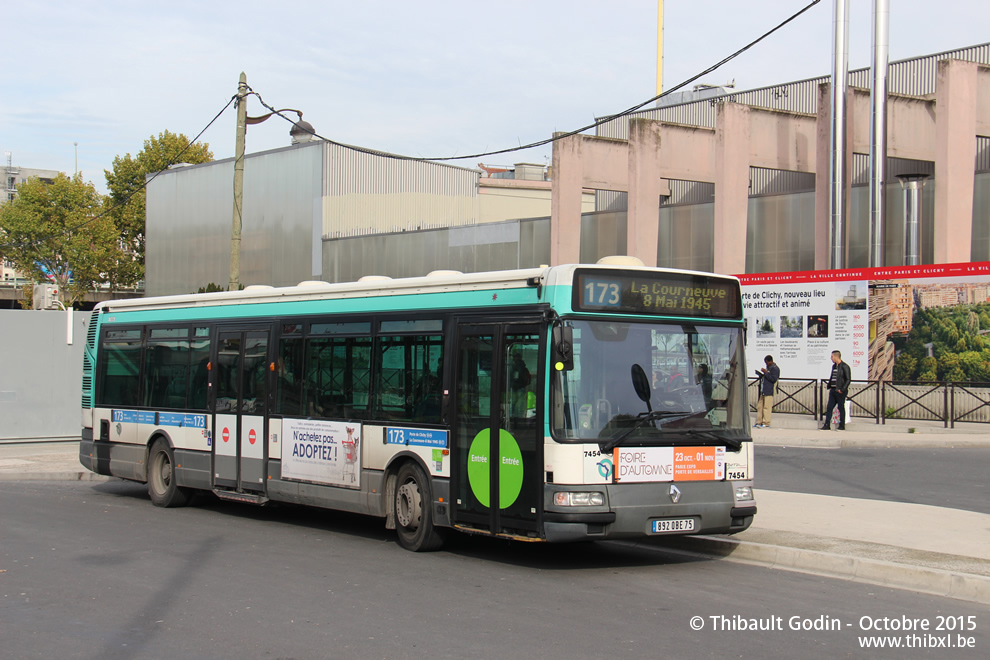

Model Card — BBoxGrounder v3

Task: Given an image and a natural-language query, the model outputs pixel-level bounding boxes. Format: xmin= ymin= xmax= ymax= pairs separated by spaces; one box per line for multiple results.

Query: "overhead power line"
xmin=251 ymin=0 xmax=822 ymax=163
xmin=0 ymin=94 xmax=237 ymax=251
xmin=1 ymin=0 xmax=821 ymax=252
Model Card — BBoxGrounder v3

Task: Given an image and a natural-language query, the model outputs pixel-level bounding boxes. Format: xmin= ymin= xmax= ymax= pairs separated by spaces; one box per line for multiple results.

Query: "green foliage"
xmin=894 ymin=304 xmax=990 ymax=383
xmin=892 ymin=353 xmax=916 ymax=381
xmin=966 ymin=311 xmax=980 ymax=334
xmin=196 ymin=282 xmax=233 ymax=293
xmin=104 ymin=130 xmax=213 ymax=275
xmin=0 ymin=174 xmax=124 ymax=306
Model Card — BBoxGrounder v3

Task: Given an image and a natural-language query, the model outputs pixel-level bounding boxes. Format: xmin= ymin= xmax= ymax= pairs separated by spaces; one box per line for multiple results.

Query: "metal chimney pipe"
xmin=868 ymin=0 xmax=889 ymax=267
xmin=829 ymin=0 xmax=850 ymax=270
xmin=897 ymin=174 xmax=929 ymax=266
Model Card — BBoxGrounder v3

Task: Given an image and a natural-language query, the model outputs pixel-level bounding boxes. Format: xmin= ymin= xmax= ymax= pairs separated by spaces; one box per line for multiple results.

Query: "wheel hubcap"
xmin=156 ymin=453 xmax=171 ymax=489
xmin=396 ymin=480 xmax=421 ymax=529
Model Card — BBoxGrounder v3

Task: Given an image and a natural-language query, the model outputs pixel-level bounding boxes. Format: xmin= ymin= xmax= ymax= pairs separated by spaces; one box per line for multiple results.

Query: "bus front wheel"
xmin=148 ymin=439 xmax=191 ymax=508
xmin=394 ymin=462 xmax=445 ymax=552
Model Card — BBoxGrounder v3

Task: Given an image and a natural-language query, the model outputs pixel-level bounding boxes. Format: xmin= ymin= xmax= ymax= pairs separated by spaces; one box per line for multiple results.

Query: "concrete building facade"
xmin=558 ymin=44 xmax=990 ymax=275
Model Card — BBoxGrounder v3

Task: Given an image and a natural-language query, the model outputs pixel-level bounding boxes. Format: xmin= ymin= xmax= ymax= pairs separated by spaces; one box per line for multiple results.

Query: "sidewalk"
xmin=751 ymin=412 xmax=990 ymax=447
xmin=0 ymin=440 xmax=110 ymax=481
xmin=3 ymin=430 xmax=990 ymax=604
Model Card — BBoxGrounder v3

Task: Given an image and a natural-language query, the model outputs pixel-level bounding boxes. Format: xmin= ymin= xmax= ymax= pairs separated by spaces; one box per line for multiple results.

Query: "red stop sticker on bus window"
xmin=248 ymin=429 xmax=257 ymax=445
xmin=222 ymin=427 xmax=230 ymax=443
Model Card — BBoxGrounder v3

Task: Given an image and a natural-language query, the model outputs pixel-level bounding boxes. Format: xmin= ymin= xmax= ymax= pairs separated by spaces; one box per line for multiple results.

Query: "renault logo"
xmin=669 ymin=484 xmax=682 ymax=503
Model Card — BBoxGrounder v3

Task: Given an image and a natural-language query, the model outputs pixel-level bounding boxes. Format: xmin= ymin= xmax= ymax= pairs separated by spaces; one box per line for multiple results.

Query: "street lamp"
xmin=228 ymin=72 xmax=315 ymax=291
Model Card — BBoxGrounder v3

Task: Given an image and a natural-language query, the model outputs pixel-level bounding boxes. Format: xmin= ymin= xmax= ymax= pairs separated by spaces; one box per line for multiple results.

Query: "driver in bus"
xmin=510 ymin=352 xmax=531 ymax=418
xmin=696 ymin=363 xmax=714 ymax=410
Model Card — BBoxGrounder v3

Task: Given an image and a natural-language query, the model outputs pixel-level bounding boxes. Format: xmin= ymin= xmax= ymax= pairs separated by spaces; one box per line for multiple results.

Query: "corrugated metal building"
xmin=146 ymin=142 xmax=482 ymax=295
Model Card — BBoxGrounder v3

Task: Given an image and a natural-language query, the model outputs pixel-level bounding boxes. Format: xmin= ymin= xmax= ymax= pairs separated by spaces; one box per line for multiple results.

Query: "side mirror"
xmin=551 ymin=323 xmax=574 ymax=372
xmin=631 ymin=364 xmax=652 ymax=404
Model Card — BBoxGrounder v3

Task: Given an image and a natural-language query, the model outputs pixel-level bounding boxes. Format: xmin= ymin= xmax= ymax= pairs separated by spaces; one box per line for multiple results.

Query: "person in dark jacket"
xmin=753 ymin=355 xmax=779 ymax=428
xmin=821 ymin=350 xmax=852 ymax=430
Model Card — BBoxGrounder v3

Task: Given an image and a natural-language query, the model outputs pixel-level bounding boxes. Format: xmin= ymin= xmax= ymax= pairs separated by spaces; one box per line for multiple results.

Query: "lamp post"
xmin=228 ymin=72 xmax=314 ymax=291
xmin=228 ymin=73 xmax=248 ymax=292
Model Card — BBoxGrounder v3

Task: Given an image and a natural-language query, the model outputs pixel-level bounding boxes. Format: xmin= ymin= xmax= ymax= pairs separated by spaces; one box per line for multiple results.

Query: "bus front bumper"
xmin=543 ymin=481 xmax=756 ymax=543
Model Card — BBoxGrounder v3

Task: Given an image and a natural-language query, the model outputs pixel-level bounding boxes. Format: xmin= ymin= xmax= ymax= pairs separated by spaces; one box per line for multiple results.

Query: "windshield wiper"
xmin=598 ymin=411 xmax=697 ymax=453
xmin=680 ymin=428 xmax=742 ymax=451
xmin=599 ymin=419 xmax=744 ymax=453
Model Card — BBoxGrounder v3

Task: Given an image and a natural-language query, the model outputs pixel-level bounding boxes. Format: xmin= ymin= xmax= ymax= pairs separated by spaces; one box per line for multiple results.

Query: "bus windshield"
xmin=551 ymin=319 xmax=748 ymax=443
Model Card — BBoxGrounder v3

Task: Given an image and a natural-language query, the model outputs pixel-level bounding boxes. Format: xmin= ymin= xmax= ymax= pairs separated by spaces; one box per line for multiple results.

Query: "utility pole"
xmin=229 ymin=72 xmax=248 ymax=292
xmin=656 ymin=0 xmax=664 ymax=96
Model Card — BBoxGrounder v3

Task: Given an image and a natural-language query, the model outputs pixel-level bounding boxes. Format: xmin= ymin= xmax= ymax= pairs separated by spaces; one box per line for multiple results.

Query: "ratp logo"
xmin=597 ymin=458 xmax=613 ymax=480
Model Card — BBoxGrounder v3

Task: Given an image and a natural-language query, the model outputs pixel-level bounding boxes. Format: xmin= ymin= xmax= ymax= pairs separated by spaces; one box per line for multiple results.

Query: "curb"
xmin=670 ymin=535 xmax=990 ymax=605
xmin=753 ymin=432 xmax=990 ymax=449
xmin=0 ymin=471 xmax=112 ymax=482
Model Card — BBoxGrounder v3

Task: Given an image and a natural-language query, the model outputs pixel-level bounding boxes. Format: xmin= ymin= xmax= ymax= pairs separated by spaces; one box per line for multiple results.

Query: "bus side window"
xmin=374 ymin=332 xmax=443 ymax=424
xmin=188 ymin=333 xmax=211 ymax=410
xmin=276 ymin=336 xmax=304 ymax=416
xmin=99 ymin=332 xmax=143 ymax=407
xmin=302 ymin=331 xmax=372 ymax=420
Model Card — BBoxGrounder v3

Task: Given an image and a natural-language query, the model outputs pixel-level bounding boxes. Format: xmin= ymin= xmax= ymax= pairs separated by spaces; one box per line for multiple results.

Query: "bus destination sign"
xmin=574 ymin=269 xmax=741 ymax=319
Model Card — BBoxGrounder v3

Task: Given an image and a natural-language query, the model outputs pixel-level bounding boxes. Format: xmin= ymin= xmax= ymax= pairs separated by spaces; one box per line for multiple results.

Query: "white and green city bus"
xmin=80 ymin=257 xmax=756 ymax=551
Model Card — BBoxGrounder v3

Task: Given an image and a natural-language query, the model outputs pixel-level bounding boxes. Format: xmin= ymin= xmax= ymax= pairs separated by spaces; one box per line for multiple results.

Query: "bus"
xmin=79 ymin=257 xmax=756 ymax=551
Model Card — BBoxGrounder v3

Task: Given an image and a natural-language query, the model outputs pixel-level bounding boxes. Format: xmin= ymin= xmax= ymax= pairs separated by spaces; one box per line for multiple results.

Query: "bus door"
xmin=212 ymin=328 xmax=270 ymax=493
xmin=451 ymin=320 xmax=543 ymax=538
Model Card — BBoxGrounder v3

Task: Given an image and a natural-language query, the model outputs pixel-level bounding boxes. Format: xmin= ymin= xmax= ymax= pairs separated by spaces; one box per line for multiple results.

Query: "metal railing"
xmin=748 ymin=377 xmax=990 ymax=428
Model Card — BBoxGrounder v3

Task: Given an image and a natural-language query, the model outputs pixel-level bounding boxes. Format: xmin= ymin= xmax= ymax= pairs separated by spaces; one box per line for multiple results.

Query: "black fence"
xmin=748 ymin=377 xmax=990 ymax=428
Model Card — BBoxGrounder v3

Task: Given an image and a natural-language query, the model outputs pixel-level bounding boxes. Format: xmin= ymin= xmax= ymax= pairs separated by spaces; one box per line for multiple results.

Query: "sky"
xmin=2 ymin=1 xmax=988 ymax=194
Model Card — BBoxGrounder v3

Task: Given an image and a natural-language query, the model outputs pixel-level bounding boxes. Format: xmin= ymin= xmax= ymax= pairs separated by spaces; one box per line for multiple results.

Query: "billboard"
xmin=738 ymin=262 xmax=990 ymax=384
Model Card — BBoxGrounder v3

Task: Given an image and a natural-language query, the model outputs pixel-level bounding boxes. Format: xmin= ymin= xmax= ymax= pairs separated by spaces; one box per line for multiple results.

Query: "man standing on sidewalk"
xmin=821 ymin=350 xmax=852 ymax=430
xmin=754 ymin=355 xmax=779 ymax=428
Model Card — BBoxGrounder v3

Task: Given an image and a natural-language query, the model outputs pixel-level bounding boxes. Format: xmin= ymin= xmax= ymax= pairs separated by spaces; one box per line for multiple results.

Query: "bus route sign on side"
xmin=385 ymin=427 xmax=448 ymax=448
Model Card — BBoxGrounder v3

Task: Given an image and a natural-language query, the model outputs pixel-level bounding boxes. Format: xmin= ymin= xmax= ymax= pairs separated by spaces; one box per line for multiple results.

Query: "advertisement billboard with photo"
xmin=738 ymin=262 xmax=990 ymax=384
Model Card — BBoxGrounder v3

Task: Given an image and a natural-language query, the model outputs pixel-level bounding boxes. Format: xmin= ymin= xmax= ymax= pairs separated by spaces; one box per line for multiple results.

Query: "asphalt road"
xmin=1 ymin=480 xmax=987 ymax=659
xmin=756 ymin=446 xmax=990 ymax=514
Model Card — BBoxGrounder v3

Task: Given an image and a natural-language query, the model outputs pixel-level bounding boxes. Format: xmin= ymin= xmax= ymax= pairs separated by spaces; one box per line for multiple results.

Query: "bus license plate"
xmin=652 ymin=518 xmax=695 ymax=533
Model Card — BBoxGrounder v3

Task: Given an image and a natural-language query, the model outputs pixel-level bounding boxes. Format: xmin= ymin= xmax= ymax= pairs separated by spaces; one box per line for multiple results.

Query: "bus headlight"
xmin=554 ymin=491 xmax=605 ymax=507
xmin=734 ymin=486 xmax=754 ymax=502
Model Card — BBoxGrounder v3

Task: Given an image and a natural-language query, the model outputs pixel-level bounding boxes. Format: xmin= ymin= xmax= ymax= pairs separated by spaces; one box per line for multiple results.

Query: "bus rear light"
xmin=554 ymin=491 xmax=605 ymax=507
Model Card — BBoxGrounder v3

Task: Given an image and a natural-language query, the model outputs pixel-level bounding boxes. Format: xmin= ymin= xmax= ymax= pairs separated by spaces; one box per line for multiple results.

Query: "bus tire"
xmin=394 ymin=461 xmax=445 ymax=552
xmin=148 ymin=439 xmax=191 ymax=508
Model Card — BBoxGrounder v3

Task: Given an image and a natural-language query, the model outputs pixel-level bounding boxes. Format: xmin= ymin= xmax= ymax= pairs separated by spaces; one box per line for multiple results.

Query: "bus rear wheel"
xmin=148 ymin=439 xmax=191 ymax=508
xmin=394 ymin=462 xmax=445 ymax=552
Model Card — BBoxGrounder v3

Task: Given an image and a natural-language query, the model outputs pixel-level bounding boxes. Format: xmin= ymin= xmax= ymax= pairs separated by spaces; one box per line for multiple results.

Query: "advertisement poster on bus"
xmin=613 ymin=446 xmax=726 ymax=483
xmin=738 ymin=261 xmax=990 ymax=384
xmin=281 ymin=418 xmax=362 ymax=488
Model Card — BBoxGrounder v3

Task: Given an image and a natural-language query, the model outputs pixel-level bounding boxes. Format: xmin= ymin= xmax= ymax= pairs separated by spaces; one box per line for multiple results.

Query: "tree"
xmin=917 ymin=356 xmax=938 ymax=383
xmin=0 ymin=174 xmax=122 ymax=307
xmin=892 ymin=353 xmax=917 ymax=381
xmin=104 ymin=130 xmax=213 ymax=276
